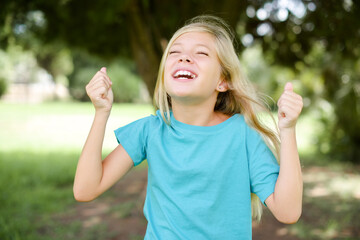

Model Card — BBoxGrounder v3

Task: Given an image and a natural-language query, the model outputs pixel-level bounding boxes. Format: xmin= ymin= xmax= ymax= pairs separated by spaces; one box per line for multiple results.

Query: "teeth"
xmin=174 ymin=70 xmax=196 ymax=79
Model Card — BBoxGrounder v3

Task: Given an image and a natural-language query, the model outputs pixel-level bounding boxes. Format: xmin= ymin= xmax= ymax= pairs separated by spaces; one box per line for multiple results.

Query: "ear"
xmin=217 ymin=80 xmax=228 ymax=92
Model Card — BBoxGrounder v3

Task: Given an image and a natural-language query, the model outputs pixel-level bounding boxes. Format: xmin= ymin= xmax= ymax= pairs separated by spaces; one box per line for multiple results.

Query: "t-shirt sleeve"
xmin=246 ymin=125 xmax=279 ymax=205
xmin=114 ymin=117 xmax=151 ymax=166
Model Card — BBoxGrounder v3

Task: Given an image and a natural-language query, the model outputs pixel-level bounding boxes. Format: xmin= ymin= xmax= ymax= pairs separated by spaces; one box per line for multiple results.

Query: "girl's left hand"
xmin=277 ymin=82 xmax=303 ymax=131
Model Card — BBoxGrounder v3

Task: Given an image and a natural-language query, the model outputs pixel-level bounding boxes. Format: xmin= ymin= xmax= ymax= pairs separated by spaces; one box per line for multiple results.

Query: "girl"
xmin=74 ymin=15 xmax=303 ymax=239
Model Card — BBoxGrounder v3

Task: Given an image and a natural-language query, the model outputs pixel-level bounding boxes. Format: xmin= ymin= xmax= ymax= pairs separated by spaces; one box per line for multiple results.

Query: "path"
xmin=60 ymin=167 xmax=300 ymax=240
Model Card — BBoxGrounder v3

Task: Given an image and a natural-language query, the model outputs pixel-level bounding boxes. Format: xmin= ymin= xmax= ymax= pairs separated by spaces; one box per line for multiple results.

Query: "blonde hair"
xmin=154 ymin=15 xmax=280 ymax=221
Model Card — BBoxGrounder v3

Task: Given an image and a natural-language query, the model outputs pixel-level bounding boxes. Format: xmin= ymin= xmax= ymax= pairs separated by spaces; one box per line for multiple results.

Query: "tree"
xmin=1 ymin=0 xmax=359 ymax=162
xmin=0 ymin=0 xmax=245 ymax=97
xmin=244 ymin=0 xmax=360 ymax=162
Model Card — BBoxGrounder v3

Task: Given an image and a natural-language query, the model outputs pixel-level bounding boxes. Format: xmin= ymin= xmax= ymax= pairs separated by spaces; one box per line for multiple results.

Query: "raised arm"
xmin=265 ymin=82 xmax=303 ymax=224
xmin=73 ymin=67 xmax=133 ymax=202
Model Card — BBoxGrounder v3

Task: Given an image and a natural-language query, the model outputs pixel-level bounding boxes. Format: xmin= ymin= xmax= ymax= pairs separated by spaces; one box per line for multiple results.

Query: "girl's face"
xmin=164 ymin=32 xmax=223 ymax=106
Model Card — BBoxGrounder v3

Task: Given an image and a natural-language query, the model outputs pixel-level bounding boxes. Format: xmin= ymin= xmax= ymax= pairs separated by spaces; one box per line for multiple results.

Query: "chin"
xmin=169 ymin=92 xmax=194 ymax=99
xmin=168 ymin=91 xmax=198 ymax=102
xmin=166 ymin=85 xmax=193 ymax=97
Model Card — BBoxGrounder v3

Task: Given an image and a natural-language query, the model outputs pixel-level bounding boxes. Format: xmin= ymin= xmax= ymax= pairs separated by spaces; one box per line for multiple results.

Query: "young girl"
xmin=74 ymin=15 xmax=303 ymax=239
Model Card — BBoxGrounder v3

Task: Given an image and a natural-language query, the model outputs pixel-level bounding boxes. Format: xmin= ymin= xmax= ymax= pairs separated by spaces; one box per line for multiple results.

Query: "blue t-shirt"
xmin=114 ymin=110 xmax=279 ymax=240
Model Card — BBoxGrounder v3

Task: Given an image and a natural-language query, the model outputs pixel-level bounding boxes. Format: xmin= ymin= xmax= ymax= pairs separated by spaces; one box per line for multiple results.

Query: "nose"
xmin=178 ymin=55 xmax=192 ymax=63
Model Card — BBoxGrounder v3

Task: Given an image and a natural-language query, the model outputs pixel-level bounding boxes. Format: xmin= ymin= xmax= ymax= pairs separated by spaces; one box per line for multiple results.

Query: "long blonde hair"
xmin=154 ymin=15 xmax=280 ymax=221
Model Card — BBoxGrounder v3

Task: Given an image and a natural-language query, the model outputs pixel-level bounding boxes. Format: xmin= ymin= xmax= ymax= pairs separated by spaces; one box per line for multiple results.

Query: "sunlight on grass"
xmin=0 ymin=102 xmax=154 ymax=152
xmin=0 ymin=102 xmax=153 ymax=240
xmin=293 ymin=165 xmax=360 ymax=240
xmin=1 ymin=102 xmax=359 ymax=240
xmin=303 ymin=167 xmax=360 ymax=199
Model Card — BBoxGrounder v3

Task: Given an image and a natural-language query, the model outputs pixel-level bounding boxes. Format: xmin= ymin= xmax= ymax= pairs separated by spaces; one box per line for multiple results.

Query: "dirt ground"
xmin=60 ymin=167 xmax=302 ymax=240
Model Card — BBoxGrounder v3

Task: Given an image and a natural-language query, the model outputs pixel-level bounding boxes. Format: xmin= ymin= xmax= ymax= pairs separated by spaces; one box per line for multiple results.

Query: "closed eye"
xmin=169 ymin=51 xmax=180 ymax=55
xmin=197 ymin=51 xmax=209 ymax=56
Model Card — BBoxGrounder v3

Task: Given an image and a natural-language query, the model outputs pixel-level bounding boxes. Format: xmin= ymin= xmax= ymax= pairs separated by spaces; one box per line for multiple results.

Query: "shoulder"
xmin=239 ymin=115 xmax=259 ymax=137
xmin=124 ymin=110 xmax=163 ymax=127
xmin=228 ymin=113 xmax=247 ymax=130
xmin=114 ymin=111 xmax=163 ymax=137
xmin=238 ymin=115 xmax=267 ymax=147
xmin=114 ymin=111 xmax=165 ymax=147
xmin=129 ymin=110 xmax=166 ymax=135
xmin=214 ymin=113 xmax=247 ymax=136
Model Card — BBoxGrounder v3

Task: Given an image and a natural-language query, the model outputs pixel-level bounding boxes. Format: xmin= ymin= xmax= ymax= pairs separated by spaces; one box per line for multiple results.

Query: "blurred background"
xmin=0 ymin=0 xmax=359 ymax=239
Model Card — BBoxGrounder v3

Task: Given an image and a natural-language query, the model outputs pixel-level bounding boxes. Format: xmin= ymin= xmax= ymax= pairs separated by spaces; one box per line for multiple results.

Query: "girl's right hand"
xmin=86 ymin=67 xmax=113 ymax=113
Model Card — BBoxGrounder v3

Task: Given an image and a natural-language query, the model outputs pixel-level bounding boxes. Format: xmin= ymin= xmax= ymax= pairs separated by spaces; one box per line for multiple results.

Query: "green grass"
xmin=0 ymin=150 xmax=78 ymax=240
xmin=0 ymin=102 xmax=154 ymax=152
xmin=1 ymin=101 xmax=359 ymax=239
xmin=288 ymin=165 xmax=360 ymax=239
xmin=0 ymin=101 xmax=153 ymax=240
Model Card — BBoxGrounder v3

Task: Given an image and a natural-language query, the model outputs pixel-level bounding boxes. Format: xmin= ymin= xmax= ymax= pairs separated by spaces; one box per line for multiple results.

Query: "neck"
xmin=171 ymin=99 xmax=229 ymax=126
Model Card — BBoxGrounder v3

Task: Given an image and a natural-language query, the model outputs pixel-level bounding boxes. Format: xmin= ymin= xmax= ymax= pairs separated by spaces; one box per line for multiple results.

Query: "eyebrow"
xmin=171 ymin=42 xmax=211 ymax=51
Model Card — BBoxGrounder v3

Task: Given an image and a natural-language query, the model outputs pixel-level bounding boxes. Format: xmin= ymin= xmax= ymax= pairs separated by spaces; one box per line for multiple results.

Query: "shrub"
xmin=0 ymin=77 xmax=8 ymax=98
xmin=107 ymin=63 xmax=141 ymax=103
xmin=69 ymin=63 xmax=142 ymax=103
xmin=68 ymin=51 xmax=142 ymax=103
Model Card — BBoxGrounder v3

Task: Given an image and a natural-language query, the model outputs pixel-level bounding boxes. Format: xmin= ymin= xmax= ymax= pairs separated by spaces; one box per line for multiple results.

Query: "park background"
xmin=0 ymin=0 xmax=359 ymax=239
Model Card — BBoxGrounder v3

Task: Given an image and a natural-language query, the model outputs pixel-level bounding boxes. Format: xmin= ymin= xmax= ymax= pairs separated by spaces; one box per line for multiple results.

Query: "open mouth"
xmin=173 ymin=70 xmax=197 ymax=80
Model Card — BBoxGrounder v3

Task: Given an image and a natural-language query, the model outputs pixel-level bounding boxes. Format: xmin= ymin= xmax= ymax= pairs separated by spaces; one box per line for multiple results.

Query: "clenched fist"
xmin=86 ymin=67 xmax=114 ymax=113
xmin=277 ymin=82 xmax=303 ymax=131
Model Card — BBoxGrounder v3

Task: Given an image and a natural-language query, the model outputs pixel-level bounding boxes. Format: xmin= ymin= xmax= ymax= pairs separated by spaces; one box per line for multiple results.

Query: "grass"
xmin=0 ymin=150 xmax=78 ymax=240
xmin=0 ymin=102 xmax=154 ymax=152
xmin=1 ymin=101 xmax=359 ymax=239
xmin=289 ymin=167 xmax=360 ymax=239
xmin=0 ymin=101 xmax=153 ymax=240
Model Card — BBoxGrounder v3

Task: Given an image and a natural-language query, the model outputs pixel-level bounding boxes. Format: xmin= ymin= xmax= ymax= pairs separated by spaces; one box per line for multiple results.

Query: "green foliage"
xmin=69 ymin=51 xmax=142 ymax=103
xmin=0 ymin=50 xmax=10 ymax=98
xmin=241 ymin=40 xmax=360 ymax=163
xmin=240 ymin=45 xmax=317 ymax=115
xmin=240 ymin=46 xmax=296 ymax=109
xmin=0 ymin=77 xmax=7 ymax=97
xmin=1 ymin=0 xmax=360 ymax=162
xmin=36 ymin=43 xmax=74 ymax=84
xmin=246 ymin=0 xmax=360 ymax=163
xmin=107 ymin=62 xmax=142 ymax=103
xmin=300 ymin=42 xmax=360 ymax=163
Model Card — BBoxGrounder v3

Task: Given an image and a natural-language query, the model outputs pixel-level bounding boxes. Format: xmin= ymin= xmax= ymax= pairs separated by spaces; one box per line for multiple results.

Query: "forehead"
xmin=171 ymin=31 xmax=216 ymax=49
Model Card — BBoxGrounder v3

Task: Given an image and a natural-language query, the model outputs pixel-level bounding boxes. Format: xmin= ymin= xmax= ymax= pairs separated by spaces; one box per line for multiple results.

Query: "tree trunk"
xmin=127 ymin=1 xmax=162 ymax=99
xmin=323 ymin=67 xmax=360 ymax=163
xmin=125 ymin=0 xmax=244 ymax=99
